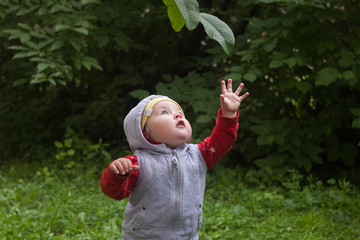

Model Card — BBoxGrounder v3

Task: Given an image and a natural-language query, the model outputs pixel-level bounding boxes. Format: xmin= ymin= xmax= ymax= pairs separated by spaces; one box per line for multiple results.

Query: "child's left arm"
xmin=198 ymin=79 xmax=249 ymax=169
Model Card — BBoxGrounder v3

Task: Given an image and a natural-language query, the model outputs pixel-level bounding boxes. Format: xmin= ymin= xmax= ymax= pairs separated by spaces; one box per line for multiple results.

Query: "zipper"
xmin=169 ymin=150 xmax=181 ymax=239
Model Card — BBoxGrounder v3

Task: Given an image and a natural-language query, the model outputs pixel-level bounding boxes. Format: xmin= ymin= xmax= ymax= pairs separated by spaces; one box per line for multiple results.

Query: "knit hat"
xmin=140 ymin=97 xmax=184 ymax=129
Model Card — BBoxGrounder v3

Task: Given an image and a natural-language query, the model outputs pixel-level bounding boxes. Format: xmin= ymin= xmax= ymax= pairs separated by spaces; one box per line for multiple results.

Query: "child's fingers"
xmin=234 ymin=83 xmax=244 ymax=96
xmin=110 ymin=158 xmax=139 ymax=175
xmin=110 ymin=161 xmax=120 ymax=175
xmin=221 ymin=80 xmax=227 ymax=94
xmin=240 ymin=92 xmax=250 ymax=101
xmin=227 ymin=79 xmax=233 ymax=92
xmin=131 ymin=165 xmax=140 ymax=171
xmin=112 ymin=159 xmax=128 ymax=175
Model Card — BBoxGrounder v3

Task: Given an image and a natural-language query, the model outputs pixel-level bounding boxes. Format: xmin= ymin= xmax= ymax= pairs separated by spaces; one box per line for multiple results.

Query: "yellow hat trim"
xmin=141 ymin=97 xmax=184 ymax=129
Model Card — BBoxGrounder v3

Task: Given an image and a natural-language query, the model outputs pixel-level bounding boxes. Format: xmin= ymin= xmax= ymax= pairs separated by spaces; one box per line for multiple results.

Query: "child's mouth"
xmin=176 ymin=120 xmax=185 ymax=127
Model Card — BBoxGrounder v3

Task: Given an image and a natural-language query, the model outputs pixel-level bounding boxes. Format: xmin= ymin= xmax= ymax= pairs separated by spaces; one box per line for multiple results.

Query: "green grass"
xmin=1 ymin=163 xmax=359 ymax=240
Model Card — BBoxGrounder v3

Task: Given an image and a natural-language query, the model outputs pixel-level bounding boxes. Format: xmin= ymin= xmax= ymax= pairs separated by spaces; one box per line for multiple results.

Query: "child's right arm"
xmin=100 ymin=156 xmax=139 ymax=200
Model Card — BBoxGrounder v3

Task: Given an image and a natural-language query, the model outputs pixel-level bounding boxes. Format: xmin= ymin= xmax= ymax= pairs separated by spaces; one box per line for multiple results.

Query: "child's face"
xmin=144 ymin=101 xmax=192 ymax=149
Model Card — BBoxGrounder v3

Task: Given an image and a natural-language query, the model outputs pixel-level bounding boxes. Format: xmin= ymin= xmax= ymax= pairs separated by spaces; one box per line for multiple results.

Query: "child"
xmin=100 ymin=79 xmax=249 ymax=240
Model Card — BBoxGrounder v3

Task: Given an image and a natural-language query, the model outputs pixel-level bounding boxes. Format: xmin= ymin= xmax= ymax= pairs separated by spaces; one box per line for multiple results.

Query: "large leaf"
xmin=174 ymin=0 xmax=200 ymax=30
xmin=315 ymin=67 xmax=341 ymax=86
xmin=199 ymin=13 xmax=235 ymax=55
xmin=162 ymin=0 xmax=185 ymax=32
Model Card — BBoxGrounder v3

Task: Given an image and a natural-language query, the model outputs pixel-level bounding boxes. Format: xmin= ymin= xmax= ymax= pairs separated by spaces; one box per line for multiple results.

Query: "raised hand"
xmin=220 ymin=79 xmax=249 ymax=117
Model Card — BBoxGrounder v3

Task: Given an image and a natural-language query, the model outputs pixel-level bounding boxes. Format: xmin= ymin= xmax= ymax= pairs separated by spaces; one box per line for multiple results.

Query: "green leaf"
xmin=68 ymin=38 xmax=82 ymax=52
xmin=81 ymin=0 xmax=99 ymax=5
xmin=49 ymin=79 xmax=56 ymax=86
xmin=342 ymin=70 xmax=357 ymax=86
xmin=30 ymin=78 xmax=46 ymax=85
xmin=72 ymin=28 xmax=88 ymax=35
xmin=257 ymin=135 xmax=274 ymax=146
xmin=199 ymin=13 xmax=235 ymax=55
xmin=12 ymin=78 xmax=30 ymax=87
xmin=72 ymin=57 xmax=82 ymax=70
xmin=37 ymin=63 xmax=49 ymax=72
xmin=284 ymin=58 xmax=296 ymax=68
xmin=352 ymin=118 xmax=360 ymax=129
xmin=303 ymin=158 xmax=312 ymax=172
xmin=174 ymin=0 xmax=200 ymax=30
xmin=196 ymin=115 xmax=212 ymax=123
xmin=236 ymin=50 xmax=254 ymax=62
xmin=64 ymin=138 xmax=73 ymax=147
xmin=223 ymin=73 xmax=243 ymax=81
xmin=307 ymin=146 xmax=323 ymax=164
xmin=295 ymin=81 xmax=311 ymax=94
xmin=263 ymin=38 xmax=277 ymax=52
xmin=249 ymin=125 xmax=269 ymax=135
xmin=13 ymin=51 xmax=38 ymax=59
xmin=339 ymin=50 xmax=354 ymax=67
xmin=129 ymin=89 xmax=150 ymax=100
xmin=97 ymin=35 xmax=109 ymax=48
xmin=163 ymin=0 xmax=185 ymax=32
xmin=342 ymin=70 xmax=356 ymax=80
xmin=50 ymin=40 xmax=64 ymax=51
xmin=269 ymin=59 xmax=283 ymax=69
xmin=67 ymin=149 xmax=75 ymax=156
xmin=54 ymin=24 xmax=69 ymax=32
xmin=81 ymin=57 xmax=103 ymax=71
xmin=8 ymin=45 xmax=29 ymax=51
xmin=54 ymin=141 xmax=63 ymax=148
xmin=243 ymin=73 xmax=257 ymax=82
xmin=349 ymin=108 xmax=360 ymax=117
xmin=315 ymin=67 xmax=341 ymax=86
xmin=327 ymin=179 xmax=336 ymax=185
xmin=258 ymin=0 xmax=281 ymax=3
xmin=114 ymin=33 xmax=128 ymax=51
xmin=254 ymin=155 xmax=284 ymax=168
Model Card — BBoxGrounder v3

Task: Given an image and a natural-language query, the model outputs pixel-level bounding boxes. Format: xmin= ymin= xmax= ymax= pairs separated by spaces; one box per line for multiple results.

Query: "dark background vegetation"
xmin=0 ymin=0 xmax=359 ymax=185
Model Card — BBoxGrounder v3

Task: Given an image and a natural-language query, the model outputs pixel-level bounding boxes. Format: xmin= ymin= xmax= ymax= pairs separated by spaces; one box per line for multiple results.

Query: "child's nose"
xmin=174 ymin=112 xmax=182 ymax=119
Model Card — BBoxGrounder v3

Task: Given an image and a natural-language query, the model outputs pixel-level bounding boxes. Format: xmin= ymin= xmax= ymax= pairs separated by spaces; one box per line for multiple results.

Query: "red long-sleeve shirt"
xmin=100 ymin=109 xmax=239 ymax=200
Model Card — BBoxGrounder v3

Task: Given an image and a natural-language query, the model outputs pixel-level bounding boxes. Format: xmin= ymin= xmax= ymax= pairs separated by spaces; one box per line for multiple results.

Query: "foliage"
xmin=0 ymin=0 xmax=359 ymax=182
xmin=221 ymin=0 xmax=360 ymax=181
xmin=54 ymin=128 xmax=111 ymax=176
xmin=0 ymin=163 xmax=359 ymax=239
xmin=162 ymin=0 xmax=235 ymax=54
xmin=203 ymin=166 xmax=360 ymax=239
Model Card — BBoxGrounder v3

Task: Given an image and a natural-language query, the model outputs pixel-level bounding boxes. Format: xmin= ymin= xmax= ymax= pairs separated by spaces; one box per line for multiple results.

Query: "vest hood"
xmin=124 ymin=95 xmax=173 ymax=152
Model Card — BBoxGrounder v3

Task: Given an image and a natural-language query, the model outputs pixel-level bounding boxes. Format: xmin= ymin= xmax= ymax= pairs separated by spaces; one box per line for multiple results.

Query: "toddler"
xmin=100 ymin=79 xmax=249 ymax=240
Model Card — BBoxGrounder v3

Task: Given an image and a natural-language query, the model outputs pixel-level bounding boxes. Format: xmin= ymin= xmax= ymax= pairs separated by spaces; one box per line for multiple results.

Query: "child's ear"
xmin=143 ymin=125 xmax=151 ymax=140
xmin=144 ymin=125 xmax=150 ymax=135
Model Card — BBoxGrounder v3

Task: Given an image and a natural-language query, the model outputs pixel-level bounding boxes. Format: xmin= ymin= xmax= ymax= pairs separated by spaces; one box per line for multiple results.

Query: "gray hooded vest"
xmin=122 ymin=95 xmax=208 ymax=240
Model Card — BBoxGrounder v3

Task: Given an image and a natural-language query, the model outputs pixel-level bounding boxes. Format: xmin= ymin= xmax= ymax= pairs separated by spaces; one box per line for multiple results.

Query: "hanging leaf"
xmin=174 ymin=0 xmax=200 ymax=30
xmin=162 ymin=0 xmax=185 ymax=32
xmin=199 ymin=13 xmax=235 ymax=55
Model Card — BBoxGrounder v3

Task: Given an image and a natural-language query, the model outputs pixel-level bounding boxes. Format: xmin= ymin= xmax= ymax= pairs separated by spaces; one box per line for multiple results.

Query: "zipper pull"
xmin=172 ymin=159 xmax=178 ymax=169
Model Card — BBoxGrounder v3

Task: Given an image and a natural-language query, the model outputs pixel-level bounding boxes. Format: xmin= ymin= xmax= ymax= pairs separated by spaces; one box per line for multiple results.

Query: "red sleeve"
xmin=198 ymin=108 xmax=239 ymax=170
xmin=100 ymin=155 xmax=139 ymax=200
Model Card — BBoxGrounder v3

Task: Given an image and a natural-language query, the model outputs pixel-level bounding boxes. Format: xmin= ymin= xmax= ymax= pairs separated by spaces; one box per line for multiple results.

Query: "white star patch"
xmin=209 ymin=146 xmax=216 ymax=154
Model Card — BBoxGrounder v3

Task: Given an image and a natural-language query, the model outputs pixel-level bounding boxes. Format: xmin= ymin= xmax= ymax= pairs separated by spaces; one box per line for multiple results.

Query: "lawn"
xmin=1 ymin=162 xmax=359 ymax=239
